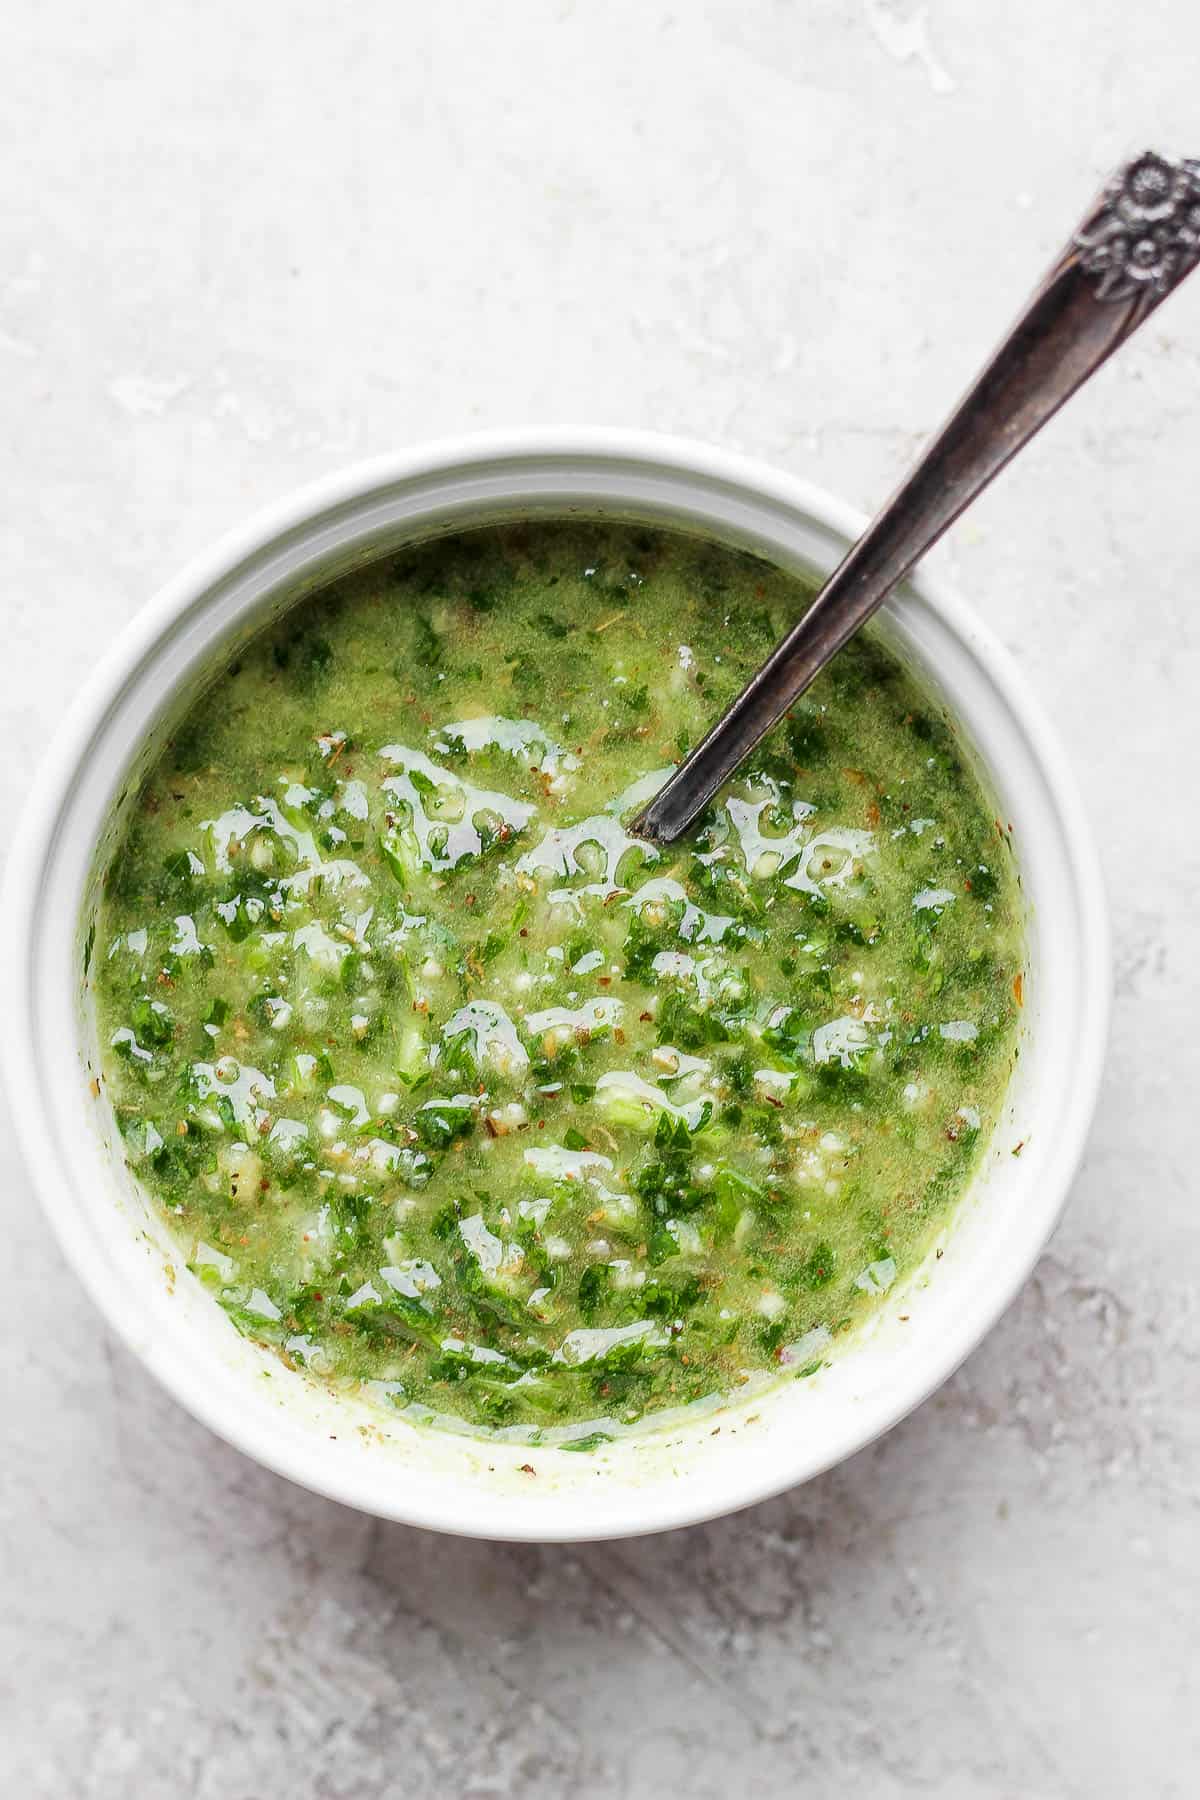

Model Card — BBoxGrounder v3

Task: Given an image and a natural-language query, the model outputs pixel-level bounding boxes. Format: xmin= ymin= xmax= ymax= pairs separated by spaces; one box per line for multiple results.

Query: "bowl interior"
xmin=7 ymin=438 xmax=1107 ymax=1538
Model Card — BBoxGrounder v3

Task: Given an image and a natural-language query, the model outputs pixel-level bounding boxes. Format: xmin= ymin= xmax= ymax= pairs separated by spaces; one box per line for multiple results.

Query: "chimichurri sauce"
xmin=94 ymin=522 xmax=1022 ymax=1441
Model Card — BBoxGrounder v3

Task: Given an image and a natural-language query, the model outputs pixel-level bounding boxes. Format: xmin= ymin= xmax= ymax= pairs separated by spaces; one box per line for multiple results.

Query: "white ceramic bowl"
xmin=2 ymin=431 xmax=1109 ymax=1540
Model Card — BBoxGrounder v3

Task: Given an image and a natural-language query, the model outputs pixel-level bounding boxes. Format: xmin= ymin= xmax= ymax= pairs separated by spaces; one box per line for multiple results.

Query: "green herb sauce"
xmin=94 ymin=522 xmax=1023 ymax=1440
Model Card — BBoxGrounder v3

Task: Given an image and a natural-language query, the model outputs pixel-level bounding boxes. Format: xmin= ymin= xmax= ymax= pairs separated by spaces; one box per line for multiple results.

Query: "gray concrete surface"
xmin=3 ymin=4 xmax=1198 ymax=1794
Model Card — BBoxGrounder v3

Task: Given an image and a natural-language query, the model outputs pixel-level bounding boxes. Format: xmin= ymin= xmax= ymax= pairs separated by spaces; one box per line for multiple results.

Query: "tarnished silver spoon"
xmin=634 ymin=150 xmax=1200 ymax=845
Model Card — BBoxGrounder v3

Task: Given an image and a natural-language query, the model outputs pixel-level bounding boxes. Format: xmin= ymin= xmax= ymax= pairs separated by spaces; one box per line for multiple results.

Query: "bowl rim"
xmin=1 ymin=427 xmax=1111 ymax=1537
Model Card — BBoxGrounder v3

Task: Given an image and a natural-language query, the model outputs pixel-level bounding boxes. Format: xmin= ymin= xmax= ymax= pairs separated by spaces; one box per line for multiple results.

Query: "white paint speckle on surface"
xmin=107 ymin=373 xmax=192 ymax=417
xmin=3 ymin=2 xmax=1200 ymax=1794
xmin=863 ymin=0 xmax=958 ymax=95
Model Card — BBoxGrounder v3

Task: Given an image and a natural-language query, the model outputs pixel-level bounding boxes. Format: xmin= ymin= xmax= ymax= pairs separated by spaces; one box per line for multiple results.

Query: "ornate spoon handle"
xmin=634 ymin=151 xmax=1200 ymax=844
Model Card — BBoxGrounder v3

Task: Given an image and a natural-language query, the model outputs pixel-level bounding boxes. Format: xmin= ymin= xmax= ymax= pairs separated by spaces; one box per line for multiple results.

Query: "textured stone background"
xmin=3 ymin=4 xmax=1198 ymax=1795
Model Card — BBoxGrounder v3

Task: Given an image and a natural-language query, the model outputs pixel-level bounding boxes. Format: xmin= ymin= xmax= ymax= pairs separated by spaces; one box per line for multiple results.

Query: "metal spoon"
xmin=634 ymin=150 xmax=1200 ymax=845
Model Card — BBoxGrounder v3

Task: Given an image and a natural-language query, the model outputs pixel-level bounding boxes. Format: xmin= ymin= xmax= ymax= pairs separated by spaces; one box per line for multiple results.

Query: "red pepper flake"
xmin=597 ymin=976 xmax=612 ymax=987
xmin=639 ymin=1011 xmax=653 ymax=1023
xmin=519 ymin=927 xmax=528 ymax=938
xmin=519 ymin=1463 xmax=537 ymax=1477
xmin=1013 ymin=972 xmax=1024 ymax=1007
xmin=538 ymin=1120 xmax=546 ymax=1130
xmin=465 ymin=894 xmax=476 ymax=907
xmin=1011 ymin=1140 xmax=1025 ymax=1157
